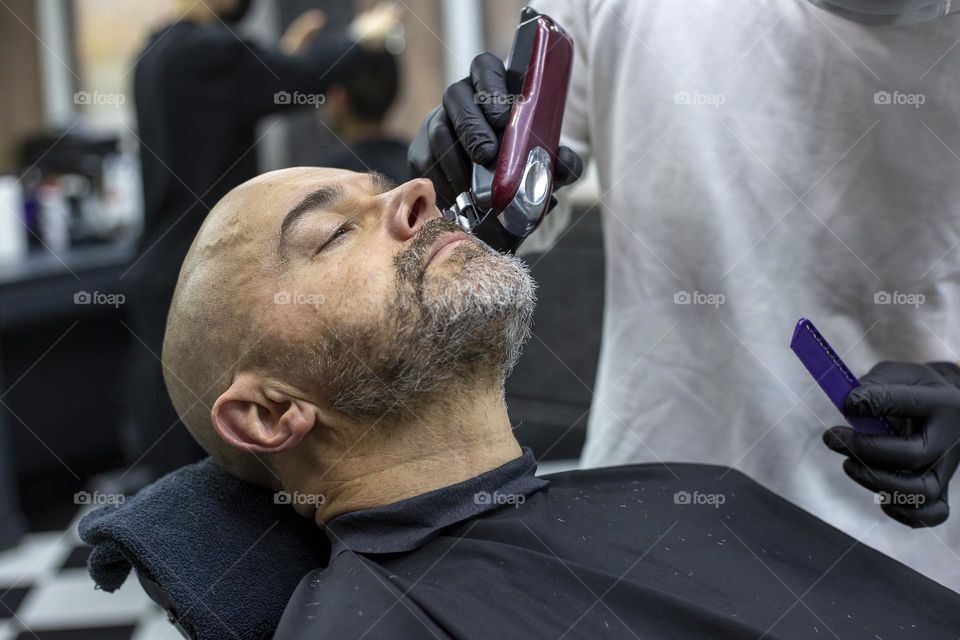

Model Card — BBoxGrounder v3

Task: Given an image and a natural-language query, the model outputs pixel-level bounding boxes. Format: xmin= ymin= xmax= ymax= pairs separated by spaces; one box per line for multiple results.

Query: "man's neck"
xmin=298 ymin=383 xmax=522 ymax=526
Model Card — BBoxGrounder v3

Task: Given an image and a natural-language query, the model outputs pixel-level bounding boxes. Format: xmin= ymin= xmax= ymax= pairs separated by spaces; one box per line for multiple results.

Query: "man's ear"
xmin=211 ymin=372 xmax=316 ymax=454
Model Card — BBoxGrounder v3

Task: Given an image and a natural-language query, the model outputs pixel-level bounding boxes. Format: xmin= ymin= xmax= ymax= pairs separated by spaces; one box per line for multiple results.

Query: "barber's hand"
xmin=350 ymin=3 xmax=402 ymax=51
xmin=280 ymin=10 xmax=327 ymax=55
xmin=823 ymin=361 xmax=960 ymax=527
xmin=409 ymin=53 xmax=583 ymax=209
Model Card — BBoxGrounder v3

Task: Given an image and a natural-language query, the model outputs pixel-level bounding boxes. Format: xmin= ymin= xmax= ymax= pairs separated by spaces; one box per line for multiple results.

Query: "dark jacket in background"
xmin=134 ymin=21 xmax=361 ymax=247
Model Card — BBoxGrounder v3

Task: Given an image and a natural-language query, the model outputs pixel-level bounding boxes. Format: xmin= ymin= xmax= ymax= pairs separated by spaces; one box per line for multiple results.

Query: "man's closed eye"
xmin=314 ymin=218 xmax=359 ymax=255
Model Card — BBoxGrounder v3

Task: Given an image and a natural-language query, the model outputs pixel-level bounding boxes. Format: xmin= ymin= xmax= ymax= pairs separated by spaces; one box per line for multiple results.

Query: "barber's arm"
xmin=408 ymin=53 xmax=583 ymax=209
xmin=823 ymin=361 xmax=960 ymax=527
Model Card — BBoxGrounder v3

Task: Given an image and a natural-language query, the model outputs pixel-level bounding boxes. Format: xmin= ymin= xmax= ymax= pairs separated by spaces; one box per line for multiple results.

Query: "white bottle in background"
xmin=37 ymin=181 xmax=70 ymax=254
xmin=0 ymin=177 xmax=27 ymax=265
xmin=101 ymin=152 xmax=143 ymax=234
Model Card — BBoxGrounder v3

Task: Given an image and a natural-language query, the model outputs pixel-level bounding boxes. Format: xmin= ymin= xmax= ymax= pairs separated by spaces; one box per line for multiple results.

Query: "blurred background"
xmin=0 ymin=1 xmax=601 ymax=637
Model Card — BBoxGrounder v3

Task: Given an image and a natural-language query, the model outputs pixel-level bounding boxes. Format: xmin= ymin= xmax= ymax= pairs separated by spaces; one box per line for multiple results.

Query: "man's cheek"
xmin=335 ymin=269 xmax=395 ymax=317
xmin=313 ymin=257 xmax=384 ymax=301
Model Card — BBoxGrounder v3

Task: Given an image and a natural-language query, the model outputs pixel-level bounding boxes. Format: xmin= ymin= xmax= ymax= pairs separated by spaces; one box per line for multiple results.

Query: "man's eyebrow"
xmin=278 ymin=184 xmax=345 ymax=257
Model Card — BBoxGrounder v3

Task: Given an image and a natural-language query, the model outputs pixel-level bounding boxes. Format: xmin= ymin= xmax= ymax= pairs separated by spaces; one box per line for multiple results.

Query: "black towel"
xmin=78 ymin=458 xmax=329 ymax=639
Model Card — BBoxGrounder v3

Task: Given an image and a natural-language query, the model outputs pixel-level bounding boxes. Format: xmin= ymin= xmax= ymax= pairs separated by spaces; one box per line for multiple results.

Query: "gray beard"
xmin=297 ymin=217 xmax=537 ymax=419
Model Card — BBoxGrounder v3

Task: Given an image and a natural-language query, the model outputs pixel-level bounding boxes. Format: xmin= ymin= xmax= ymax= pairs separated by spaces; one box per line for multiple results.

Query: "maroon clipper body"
xmin=442 ymin=7 xmax=574 ymax=254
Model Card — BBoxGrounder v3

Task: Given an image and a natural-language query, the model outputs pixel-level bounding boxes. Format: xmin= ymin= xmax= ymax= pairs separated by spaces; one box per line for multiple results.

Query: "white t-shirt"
xmin=529 ymin=0 xmax=960 ymax=590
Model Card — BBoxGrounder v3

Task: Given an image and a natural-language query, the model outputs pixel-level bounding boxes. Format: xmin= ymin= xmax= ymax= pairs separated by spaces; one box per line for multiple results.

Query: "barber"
xmin=124 ymin=0 xmax=400 ymax=477
xmin=409 ymin=0 xmax=960 ymax=589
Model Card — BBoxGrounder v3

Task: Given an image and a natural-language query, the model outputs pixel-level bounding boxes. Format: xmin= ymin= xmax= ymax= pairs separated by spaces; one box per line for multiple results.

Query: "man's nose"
xmin=387 ymin=178 xmax=440 ymax=241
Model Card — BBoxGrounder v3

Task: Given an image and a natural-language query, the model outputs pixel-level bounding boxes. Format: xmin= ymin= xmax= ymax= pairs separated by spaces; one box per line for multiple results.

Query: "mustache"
xmin=394 ymin=216 xmax=485 ymax=284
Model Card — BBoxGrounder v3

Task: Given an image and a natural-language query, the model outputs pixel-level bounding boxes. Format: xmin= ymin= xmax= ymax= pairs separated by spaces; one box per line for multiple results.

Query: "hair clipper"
xmin=441 ymin=7 xmax=574 ymax=254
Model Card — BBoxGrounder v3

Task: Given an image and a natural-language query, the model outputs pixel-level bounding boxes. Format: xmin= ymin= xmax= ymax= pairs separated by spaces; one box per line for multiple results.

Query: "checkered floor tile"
xmin=0 ymin=509 xmax=176 ymax=640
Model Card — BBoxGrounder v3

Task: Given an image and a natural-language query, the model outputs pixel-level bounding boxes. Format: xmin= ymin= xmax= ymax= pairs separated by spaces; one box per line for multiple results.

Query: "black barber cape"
xmin=276 ymin=448 xmax=960 ymax=639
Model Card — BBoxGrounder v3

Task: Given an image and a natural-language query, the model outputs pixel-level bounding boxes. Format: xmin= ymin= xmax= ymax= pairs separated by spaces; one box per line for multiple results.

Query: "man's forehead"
xmin=197 ymin=168 xmax=355 ymax=251
xmin=244 ymin=167 xmax=366 ymax=212
xmin=209 ymin=168 xmax=380 ymax=247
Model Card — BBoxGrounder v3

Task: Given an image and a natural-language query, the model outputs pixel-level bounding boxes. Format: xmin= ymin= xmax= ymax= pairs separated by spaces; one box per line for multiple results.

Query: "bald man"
xmin=161 ymin=168 xmax=960 ymax=639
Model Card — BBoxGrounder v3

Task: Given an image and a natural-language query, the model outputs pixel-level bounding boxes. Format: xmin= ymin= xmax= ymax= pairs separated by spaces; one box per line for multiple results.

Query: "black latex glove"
xmin=823 ymin=361 xmax=960 ymax=528
xmin=408 ymin=52 xmax=584 ymax=209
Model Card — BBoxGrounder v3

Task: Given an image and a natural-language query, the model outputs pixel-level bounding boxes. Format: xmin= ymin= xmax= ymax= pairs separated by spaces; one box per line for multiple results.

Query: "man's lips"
xmin=424 ymin=231 xmax=470 ymax=268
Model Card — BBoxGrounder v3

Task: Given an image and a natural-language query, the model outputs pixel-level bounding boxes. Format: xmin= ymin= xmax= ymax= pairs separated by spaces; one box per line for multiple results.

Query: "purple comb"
xmin=790 ymin=318 xmax=896 ymax=435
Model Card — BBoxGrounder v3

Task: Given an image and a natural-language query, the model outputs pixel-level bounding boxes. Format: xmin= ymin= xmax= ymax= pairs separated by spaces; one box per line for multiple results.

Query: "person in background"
xmin=124 ymin=0 xmax=400 ymax=478
xmin=318 ymin=49 xmax=409 ymax=184
xmin=409 ymin=0 xmax=960 ymax=590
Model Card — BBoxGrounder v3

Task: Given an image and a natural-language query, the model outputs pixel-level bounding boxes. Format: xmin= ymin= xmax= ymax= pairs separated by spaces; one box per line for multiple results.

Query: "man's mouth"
xmin=424 ymin=231 xmax=470 ymax=268
xmin=394 ymin=217 xmax=481 ymax=285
